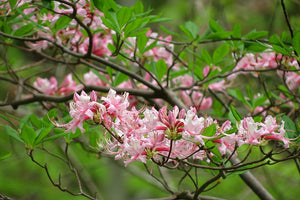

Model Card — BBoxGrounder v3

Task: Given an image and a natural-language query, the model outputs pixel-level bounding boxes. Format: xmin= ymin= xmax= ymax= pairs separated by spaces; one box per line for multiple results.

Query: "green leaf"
xmin=89 ymin=132 xmax=100 ymax=148
xmin=0 ymin=113 xmax=16 ymax=128
xmin=213 ymin=43 xmax=230 ymax=64
xmin=65 ymin=129 xmax=81 ymax=143
xmin=229 ymin=105 xmax=242 ymax=121
xmin=41 ymin=0 xmax=54 ymax=9
xmin=149 ymin=17 xmax=172 ymax=24
xmin=117 ymin=7 xmax=132 ymax=29
xmin=92 ymin=0 xmax=104 ymax=11
xmin=42 ymin=132 xmax=68 ymax=143
xmin=201 ymin=48 xmax=212 ymax=65
xmin=209 ymin=19 xmax=224 ymax=32
xmin=156 ymin=59 xmax=168 ymax=81
xmin=145 ymin=61 xmax=158 ymax=79
xmin=244 ymin=30 xmax=268 ymax=39
xmin=5 ymin=126 xmax=23 ymax=143
xmin=160 ymin=25 xmax=181 ymax=37
xmin=8 ymin=0 xmax=17 ymax=9
xmin=292 ymin=31 xmax=300 ymax=56
xmin=0 ymin=152 xmax=12 ymax=161
xmin=282 ymin=115 xmax=298 ymax=139
xmin=101 ymin=17 xmax=121 ymax=34
xmin=272 ymin=44 xmax=291 ymax=56
xmin=134 ymin=0 xmax=144 ymax=14
xmin=143 ymin=40 xmax=157 ymax=53
xmin=183 ymin=21 xmax=198 ymax=38
xmin=137 ymin=34 xmax=148 ymax=53
xmin=90 ymin=69 xmax=110 ymax=84
xmin=124 ymin=18 xmax=148 ymax=37
xmin=21 ymin=124 xmax=36 ymax=148
xmin=232 ymin=24 xmax=242 ymax=38
xmin=30 ymin=114 xmax=43 ymax=129
xmin=113 ymin=72 xmax=129 ymax=86
xmin=106 ymin=66 xmax=113 ymax=81
xmin=227 ymin=88 xmax=246 ymax=103
xmin=253 ymin=95 xmax=268 ymax=108
xmin=179 ymin=21 xmax=199 ymax=39
xmin=205 ymin=32 xmax=232 ymax=40
xmin=35 ymin=127 xmax=52 ymax=145
xmin=53 ymin=15 xmax=72 ymax=31
xmin=103 ymin=0 xmax=118 ymax=12
xmin=13 ymin=24 xmax=34 ymax=37
xmin=202 ymin=123 xmax=217 ymax=137
xmin=244 ymin=42 xmax=269 ymax=53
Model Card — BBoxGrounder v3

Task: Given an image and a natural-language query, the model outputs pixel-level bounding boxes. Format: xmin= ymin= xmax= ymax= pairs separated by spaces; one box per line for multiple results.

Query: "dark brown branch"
xmin=281 ymin=0 xmax=294 ymax=38
xmin=28 ymin=150 xmax=96 ymax=200
xmin=0 ymin=86 xmax=159 ymax=109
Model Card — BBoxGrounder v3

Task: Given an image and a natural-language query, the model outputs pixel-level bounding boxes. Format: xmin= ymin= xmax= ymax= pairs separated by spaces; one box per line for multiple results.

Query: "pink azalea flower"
xmin=57 ymin=74 xmax=84 ymax=96
xmin=79 ymin=33 xmax=112 ymax=57
xmin=101 ymin=89 xmax=130 ymax=117
xmin=33 ymin=77 xmax=57 ymax=95
xmin=84 ymin=71 xmax=108 ymax=86
xmin=56 ymin=90 xmax=103 ymax=133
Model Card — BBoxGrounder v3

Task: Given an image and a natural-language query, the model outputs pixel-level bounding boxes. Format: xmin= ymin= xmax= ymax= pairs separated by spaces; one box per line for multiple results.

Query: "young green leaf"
xmin=134 ymin=0 xmax=144 ymax=14
xmin=34 ymin=127 xmax=52 ymax=145
xmin=90 ymin=69 xmax=110 ymax=84
xmin=21 ymin=124 xmax=36 ymax=148
xmin=209 ymin=19 xmax=224 ymax=32
xmin=0 ymin=152 xmax=12 ymax=161
xmin=184 ymin=21 xmax=198 ymax=38
xmin=201 ymin=48 xmax=212 ymax=65
xmin=282 ymin=115 xmax=298 ymax=139
xmin=202 ymin=123 xmax=217 ymax=137
xmin=229 ymin=105 xmax=242 ymax=121
xmin=156 ymin=59 xmax=168 ymax=81
xmin=13 ymin=24 xmax=34 ymax=37
xmin=213 ymin=43 xmax=230 ymax=64
xmin=292 ymin=31 xmax=300 ymax=56
xmin=5 ymin=125 xmax=24 ymax=143
xmin=30 ymin=114 xmax=43 ymax=129
xmin=53 ymin=15 xmax=72 ymax=31
xmin=232 ymin=24 xmax=242 ymax=38
xmin=117 ymin=7 xmax=132 ymax=29
xmin=8 ymin=0 xmax=17 ymax=9
xmin=113 ymin=72 xmax=129 ymax=86
xmin=42 ymin=132 xmax=68 ymax=143
xmin=179 ymin=21 xmax=198 ymax=39
xmin=160 ymin=25 xmax=181 ymax=37
xmin=137 ymin=34 xmax=148 ymax=53
xmin=0 ymin=113 xmax=16 ymax=128
xmin=244 ymin=30 xmax=268 ymax=40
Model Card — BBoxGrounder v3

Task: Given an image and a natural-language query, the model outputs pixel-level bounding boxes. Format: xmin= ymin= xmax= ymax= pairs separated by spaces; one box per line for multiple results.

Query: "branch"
xmin=229 ymin=156 xmax=275 ymax=200
xmin=0 ymin=194 xmax=12 ymax=200
xmin=143 ymin=190 xmax=227 ymax=200
xmin=0 ymin=86 xmax=159 ymax=109
xmin=28 ymin=150 xmax=97 ymax=200
xmin=281 ymin=0 xmax=294 ymax=38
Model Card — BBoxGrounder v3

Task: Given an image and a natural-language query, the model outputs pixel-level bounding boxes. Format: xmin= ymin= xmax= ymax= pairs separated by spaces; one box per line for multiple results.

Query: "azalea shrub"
xmin=0 ymin=0 xmax=300 ymax=200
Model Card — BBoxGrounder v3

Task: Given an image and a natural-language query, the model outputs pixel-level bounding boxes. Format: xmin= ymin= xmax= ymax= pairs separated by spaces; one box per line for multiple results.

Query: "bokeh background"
xmin=0 ymin=0 xmax=299 ymax=199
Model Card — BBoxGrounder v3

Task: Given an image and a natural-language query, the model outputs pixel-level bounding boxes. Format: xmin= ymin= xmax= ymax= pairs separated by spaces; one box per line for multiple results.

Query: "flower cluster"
xmin=33 ymin=74 xmax=83 ymax=96
xmin=56 ymin=89 xmax=290 ymax=166
xmin=124 ymin=30 xmax=174 ymax=66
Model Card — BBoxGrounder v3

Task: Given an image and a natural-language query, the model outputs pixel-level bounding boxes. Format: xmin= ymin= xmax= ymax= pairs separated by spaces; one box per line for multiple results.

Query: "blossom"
xmin=33 ymin=74 xmax=83 ymax=96
xmin=56 ymin=91 xmax=102 ymax=133
xmin=84 ymin=71 xmax=109 ymax=86
xmin=55 ymin=89 xmax=291 ymax=166
xmin=78 ymin=33 xmax=112 ymax=57
xmin=33 ymin=77 xmax=57 ymax=95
